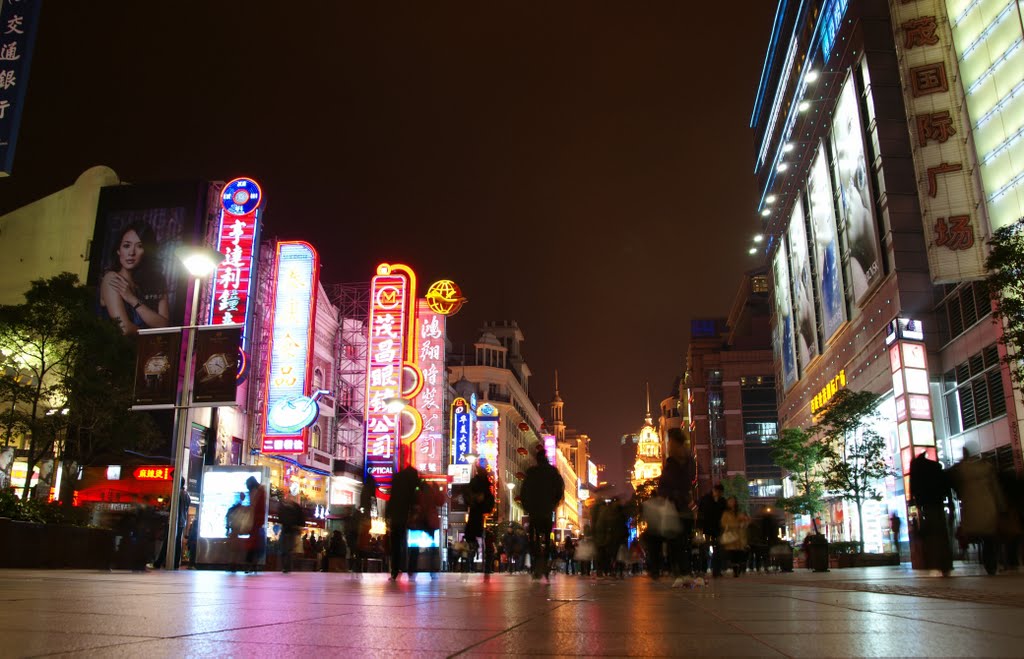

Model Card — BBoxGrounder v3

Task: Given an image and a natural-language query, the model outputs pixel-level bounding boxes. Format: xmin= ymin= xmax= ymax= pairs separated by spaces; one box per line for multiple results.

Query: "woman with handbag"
xmin=720 ymin=496 xmax=749 ymax=577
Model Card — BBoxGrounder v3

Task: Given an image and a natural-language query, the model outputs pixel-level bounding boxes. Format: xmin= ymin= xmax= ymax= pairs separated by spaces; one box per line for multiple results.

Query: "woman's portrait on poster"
xmin=99 ymin=221 xmax=170 ymax=335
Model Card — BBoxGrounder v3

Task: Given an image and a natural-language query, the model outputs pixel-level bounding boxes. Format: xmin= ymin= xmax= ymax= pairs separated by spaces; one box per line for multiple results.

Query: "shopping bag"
xmin=643 ymin=497 xmax=681 ymax=538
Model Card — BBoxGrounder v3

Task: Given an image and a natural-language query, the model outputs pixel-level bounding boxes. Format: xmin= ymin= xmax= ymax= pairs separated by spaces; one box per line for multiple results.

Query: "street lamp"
xmin=506 ymin=481 xmax=515 ymax=522
xmin=163 ymin=245 xmax=223 ymax=570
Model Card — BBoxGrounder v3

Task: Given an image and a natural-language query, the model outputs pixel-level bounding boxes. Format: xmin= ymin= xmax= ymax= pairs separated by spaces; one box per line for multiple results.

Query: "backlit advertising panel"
xmin=195 ymin=465 xmax=268 ymax=566
xmin=132 ymin=329 xmax=181 ymax=407
xmin=262 ymin=242 xmax=319 ymax=453
xmin=543 ymin=433 xmax=558 ymax=466
xmin=209 ymin=178 xmax=262 ymax=340
xmin=364 ymin=265 xmax=413 ymax=492
xmin=413 ymin=300 xmax=445 ymax=474
xmin=831 ymin=75 xmax=883 ymax=306
xmin=807 ymin=143 xmax=846 ymax=342
xmin=191 ymin=325 xmax=242 ymax=406
xmin=587 ymin=460 xmax=598 ymax=487
xmin=0 ymin=0 xmax=41 ymax=177
xmin=787 ymin=199 xmax=818 ymax=373
xmin=773 ymin=242 xmax=798 ymax=391
xmin=451 ymin=397 xmax=471 ymax=466
xmin=476 ymin=403 xmax=499 ymax=470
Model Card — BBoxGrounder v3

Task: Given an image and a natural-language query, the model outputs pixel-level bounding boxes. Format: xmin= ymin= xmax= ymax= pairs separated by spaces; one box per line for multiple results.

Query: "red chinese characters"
xmin=935 ymin=216 xmax=975 ymax=251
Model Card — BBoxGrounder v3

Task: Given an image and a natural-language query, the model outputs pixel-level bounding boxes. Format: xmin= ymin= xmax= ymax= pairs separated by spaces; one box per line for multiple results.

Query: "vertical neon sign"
xmin=542 ymin=433 xmax=558 ymax=466
xmin=476 ymin=402 xmax=499 ymax=471
xmin=451 ymin=397 xmax=471 ymax=465
xmin=262 ymin=241 xmax=319 ymax=453
xmin=364 ymin=263 xmax=416 ymax=492
xmin=413 ymin=300 xmax=445 ymax=474
xmin=209 ymin=178 xmax=262 ymax=342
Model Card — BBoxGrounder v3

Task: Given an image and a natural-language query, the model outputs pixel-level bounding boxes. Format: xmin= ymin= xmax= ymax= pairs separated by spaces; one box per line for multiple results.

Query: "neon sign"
xmin=424 ymin=280 xmax=467 ymax=316
xmin=209 ymin=178 xmax=262 ymax=336
xmin=451 ymin=397 xmax=471 ymax=465
xmin=262 ymin=241 xmax=319 ymax=453
xmin=133 ymin=466 xmax=172 ymax=481
xmin=476 ymin=403 xmax=499 ymax=470
xmin=810 ymin=370 xmax=847 ymax=414
xmin=413 ymin=300 xmax=445 ymax=474
xmin=543 ymin=433 xmax=558 ymax=466
xmin=364 ymin=263 xmax=416 ymax=492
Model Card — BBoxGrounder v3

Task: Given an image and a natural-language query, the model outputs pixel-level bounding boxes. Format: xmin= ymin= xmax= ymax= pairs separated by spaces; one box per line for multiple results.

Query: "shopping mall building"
xmin=752 ymin=0 xmax=1024 ymax=551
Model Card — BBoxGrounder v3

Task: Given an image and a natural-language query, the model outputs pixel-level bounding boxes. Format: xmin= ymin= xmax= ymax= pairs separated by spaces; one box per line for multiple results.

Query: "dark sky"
xmin=0 ymin=2 xmax=777 ymax=484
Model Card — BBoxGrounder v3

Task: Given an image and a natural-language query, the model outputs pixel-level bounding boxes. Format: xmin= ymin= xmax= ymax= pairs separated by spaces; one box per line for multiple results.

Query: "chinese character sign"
xmin=0 ymin=0 xmax=40 ymax=177
xmin=413 ymin=300 xmax=445 ymax=474
xmin=451 ymin=397 xmax=472 ymax=466
xmin=364 ymin=265 xmax=413 ymax=492
xmin=262 ymin=242 xmax=319 ymax=453
xmin=476 ymin=403 xmax=499 ymax=471
xmin=209 ymin=178 xmax=262 ymax=335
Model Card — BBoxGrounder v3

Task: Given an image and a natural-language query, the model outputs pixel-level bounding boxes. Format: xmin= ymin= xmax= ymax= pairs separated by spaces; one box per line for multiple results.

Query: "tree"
xmin=721 ymin=473 xmax=750 ymax=513
xmin=769 ymin=427 xmax=827 ymax=534
xmin=985 ymin=218 xmax=1024 ymax=389
xmin=815 ymin=389 xmax=891 ymax=552
xmin=0 ymin=274 xmax=160 ymax=501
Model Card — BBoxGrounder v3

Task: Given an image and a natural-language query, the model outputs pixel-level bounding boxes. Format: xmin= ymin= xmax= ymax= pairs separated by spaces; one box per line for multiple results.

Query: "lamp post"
xmin=505 ymin=481 xmax=515 ymax=522
xmin=163 ymin=245 xmax=223 ymax=570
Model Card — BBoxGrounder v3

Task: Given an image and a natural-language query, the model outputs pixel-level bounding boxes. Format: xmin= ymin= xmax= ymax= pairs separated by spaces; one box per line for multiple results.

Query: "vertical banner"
xmin=808 ymin=142 xmax=846 ymax=342
xmin=788 ymin=199 xmax=819 ymax=372
xmin=188 ymin=424 xmax=207 ymax=496
xmin=413 ymin=300 xmax=445 ymax=475
xmin=476 ymin=403 xmax=499 ymax=471
xmin=262 ymin=242 xmax=319 ymax=453
xmin=191 ymin=325 xmax=242 ymax=405
xmin=543 ymin=434 xmax=558 ymax=466
xmin=364 ymin=264 xmax=414 ymax=492
xmin=209 ymin=178 xmax=262 ymax=344
xmin=773 ymin=243 xmax=798 ymax=391
xmin=132 ymin=330 xmax=182 ymax=408
xmin=0 ymin=0 xmax=42 ymax=177
xmin=450 ymin=396 xmax=471 ymax=466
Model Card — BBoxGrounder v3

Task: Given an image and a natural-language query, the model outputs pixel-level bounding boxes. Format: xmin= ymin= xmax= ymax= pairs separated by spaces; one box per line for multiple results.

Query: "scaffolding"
xmin=330 ymin=282 xmax=370 ymax=468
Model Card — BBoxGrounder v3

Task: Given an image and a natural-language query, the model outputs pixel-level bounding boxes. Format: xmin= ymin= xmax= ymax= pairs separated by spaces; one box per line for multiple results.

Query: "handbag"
xmin=643 ymin=497 xmax=681 ymax=538
xmin=721 ymin=529 xmax=740 ymax=545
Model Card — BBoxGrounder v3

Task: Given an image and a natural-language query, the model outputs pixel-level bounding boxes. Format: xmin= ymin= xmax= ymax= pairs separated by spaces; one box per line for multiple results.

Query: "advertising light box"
xmin=196 ymin=465 xmax=268 ymax=566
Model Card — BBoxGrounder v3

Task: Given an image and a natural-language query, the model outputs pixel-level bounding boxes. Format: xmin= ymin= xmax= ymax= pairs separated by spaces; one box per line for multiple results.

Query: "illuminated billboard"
xmin=587 ymin=460 xmax=598 ymax=487
xmin=807 ymin=142 xmax=846 ymax=342
xmin=412 ymin=300 xmax=445 ymax=474
xmin=262 ymin=242 xmax=319 ymax=453
xmin=831 ymin=76 xmax=883 ymax=305
xmin=787 ymin=199 xmax=818 ymax=373
xmin=364 ymin=264 xmax=416 ymax=492
xmin=209 ymin=178 xmax=262 ymax=337
xmin=773 ymin=241 xmax=798 ymax=391
xmin=451 ymin=397 xmax=472 ymax=466
xmin=543 ymin=433 xmax=558 ymax=466
xmin=476 ymin=403 xmax=499 ymax=470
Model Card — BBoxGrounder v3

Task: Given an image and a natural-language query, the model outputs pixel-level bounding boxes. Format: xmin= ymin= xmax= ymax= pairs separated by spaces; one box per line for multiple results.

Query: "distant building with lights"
xmin=630 ymin=386 xmax=663 ymax=491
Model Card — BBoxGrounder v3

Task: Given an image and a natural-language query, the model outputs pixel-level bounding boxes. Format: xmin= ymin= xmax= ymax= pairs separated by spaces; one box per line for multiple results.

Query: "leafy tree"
xmin=0 ymin=274 xmax=160 ymax=501
xmin=721 ymin=473 xmax=750 ymax=513
xmin=815 ymin=389 xmax=892 ymax=552
xmin=769 ymin=427 xmax=827 ymax=534
xmin=625 ymin=478 xmax=659 ymax=525
xmin=985 ymin=218 xmax=1024 ymax=389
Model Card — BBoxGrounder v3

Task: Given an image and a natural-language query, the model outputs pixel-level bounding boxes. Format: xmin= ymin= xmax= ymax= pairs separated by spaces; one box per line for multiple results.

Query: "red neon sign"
xmin=209 ymin=178 xmax=262 ymax=328
xmin=133 ymin=466 xmax=173 ymax=481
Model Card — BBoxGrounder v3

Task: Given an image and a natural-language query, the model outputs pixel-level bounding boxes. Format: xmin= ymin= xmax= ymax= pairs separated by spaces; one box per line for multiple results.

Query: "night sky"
xmin=0 ymin=2 xmax=777 ymax=484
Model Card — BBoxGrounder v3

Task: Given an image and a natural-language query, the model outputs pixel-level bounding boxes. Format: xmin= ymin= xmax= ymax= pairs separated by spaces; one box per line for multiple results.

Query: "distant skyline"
xmin=0 ymin=2 xmax=778 ymax=481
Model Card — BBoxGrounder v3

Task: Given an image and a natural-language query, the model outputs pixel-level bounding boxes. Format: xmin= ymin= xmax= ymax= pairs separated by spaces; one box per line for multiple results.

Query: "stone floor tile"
xmin=0 ymin=631 xmax=152 ymax=658
xmin=760 ymin=630 xmax=1024 ymax=657
xmin=468 ymin=631 xmax=786 ymax=657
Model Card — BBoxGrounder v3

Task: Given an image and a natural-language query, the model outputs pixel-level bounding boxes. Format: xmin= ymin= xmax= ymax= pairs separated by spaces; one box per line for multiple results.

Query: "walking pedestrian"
xmin=949 ymin=449 xmax=1005 ymax=575
xmin=909 ymin=451 xmax=954 ymax=575
xmin=464 ymin=460 xmax=495 ymax=573
xmin=521 ymin=445 xmax=565 ymax=580
xmin=245 ymin=476 xmax=267 ymax=573
xmin=386 ymin=455 xmax=419 ymax=581
xmin=654 ymin=428 xmax=697 ymax=586
xmin=720 ymin=496 xmax=749 ymax=577
xmin=697 ymin=483 xmax=726 ymax=577
xmin=278 ymin=494 xmax=304 ymax=573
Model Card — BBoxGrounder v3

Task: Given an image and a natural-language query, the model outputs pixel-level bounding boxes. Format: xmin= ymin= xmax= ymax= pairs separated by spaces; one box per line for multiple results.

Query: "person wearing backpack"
xmin=464 ymin=459 xmax=495 ymax=574
xmin=521 ymin=445 xmax=564 ymax=580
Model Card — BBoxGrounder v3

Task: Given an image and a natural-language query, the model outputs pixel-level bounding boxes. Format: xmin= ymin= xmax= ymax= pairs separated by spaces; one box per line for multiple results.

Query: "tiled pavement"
xmin=1 ymin=564 xmax=1022 ymax=657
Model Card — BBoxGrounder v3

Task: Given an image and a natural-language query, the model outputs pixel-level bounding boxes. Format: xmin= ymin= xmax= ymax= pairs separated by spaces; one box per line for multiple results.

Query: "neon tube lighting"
xmin=987 ymin=168 xmax=1024 ymax=201
xmin=975 ymin=79 xmax=1024 ymax=129
xmin=960 ymin=1 xmax=1014 ymax=60
xmin=981 ymin=122 xmax=1024 ymax=165
xmin=967 ymin=37 xmax=1023 ymax=96
xmin=954 ymin=0 xmax=983 ymax=27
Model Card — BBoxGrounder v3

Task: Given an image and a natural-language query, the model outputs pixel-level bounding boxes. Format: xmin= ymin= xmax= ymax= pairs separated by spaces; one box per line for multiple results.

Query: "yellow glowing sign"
xmin=810 ymin=369 xmax=846 ymax=414
xmin=425 ymin=280 xmax=467 ymax=316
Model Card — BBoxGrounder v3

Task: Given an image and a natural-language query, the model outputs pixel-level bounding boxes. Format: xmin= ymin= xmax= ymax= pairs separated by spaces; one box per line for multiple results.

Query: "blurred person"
xmin=99 ymin=221 xmax=170 ymax=335
xmin=278 ymin=494 xmax=304 ymax=573
xmin=225 ymin=491 xmax=248 ymax=572
xmin=521 ymin=444 xmax=565 ymax=580
xmin=186 ymin=516 xmax=198 ymax=568
xmin=564 ymin=536 xmax=576 ymax=575
xmin=326 ymin=530 xmax=347 ymax=572
xmin=464 ymin=460 xmax=496 ymax=574
xmin=720 ymin=497 xmax=749 ymax=577
xmin=697 ymin=484 xmax=726 ymax=577
xmin=909 ymin=451 xmax=954 ymax=575
xmin=889 ymin=511 xmax=903 ymax=562
xmin=386 ymin=453 xmax=419 ymax=581
xmin=653 ymin=428 xmax=697 ymax=586
xmin=244 ymin=476 xmax=267 ymax=573
xmin=997 ymin=471 xmax=1023 ymax=569
xmin=596 ymin=498 xmax=627 ymax=577
xmin=949 ymin=449 xmax=1005 ymax=575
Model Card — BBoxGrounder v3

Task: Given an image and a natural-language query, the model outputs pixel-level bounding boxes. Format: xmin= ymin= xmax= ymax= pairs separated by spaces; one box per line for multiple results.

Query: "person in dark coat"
xmin=245 ymin=476 xmax=267 ymax=573
xmin=278 ymin=495 xmax=305 ymax=573
xmin=521 ymin=445 xmax=565 ymax=580
xmin=697 ymin=483 xmax=726 ymax=577
xmin=909 ymin=451 xmax=953 ymax=575
xmin=464 ymin=460 xmax=495 ymax=573
xmin=948 ymin=449 xmax=1004 ymax=575
xmin=386 ymin=456 xmax=420 ymax=581
xmin=648 ymin=428 xmax=697 ymax=584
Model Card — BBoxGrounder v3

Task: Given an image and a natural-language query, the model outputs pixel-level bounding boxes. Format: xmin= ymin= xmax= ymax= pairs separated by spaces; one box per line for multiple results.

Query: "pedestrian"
xmin=909 ymin=451 xmax=954 ymax=575
xmin=949 ymin=449 xmax=1005 ymax=575
xmin=186 ymin=516 xmax=198 ymax=568
xmin=386 ymin=454 xmax=419 ymax=581
xmin=520 ymin=444 xmax=565 ymax=580
xmin=174 ymin=478 xmax=191 ymax=568
xmin=596 ymin=498 xmax=627 ymax=577
xmin=720 ymin=496 xmax=749 ymax=577
xmin=889 ymin=511 xmax=903 ymax=562
xmin=651 ymin=428 xmax=697 ymax=585
xmin=464 ymin=459 xmax=495 ymax=573
xmin=225 ymin=492 xmax=249 ymax=572
xmin=245 ymin=476 xmax=267 ymax=573
xmin=278 ymin=494 xmax=304 ymax=573
xmin=326 ymin=530 xmax=347 ymax=571
xmin=696 ymin=483 xmax=726 ymax=577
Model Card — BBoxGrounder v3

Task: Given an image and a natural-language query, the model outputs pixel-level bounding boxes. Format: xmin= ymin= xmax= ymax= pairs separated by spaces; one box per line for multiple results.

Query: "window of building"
xmin=943 ymin=343 xmax=1006 ymax=435
xmin=751 ymin=275 xmax=770 ymax=293
xmin=937 ymin=281 xmax=992 ymax=344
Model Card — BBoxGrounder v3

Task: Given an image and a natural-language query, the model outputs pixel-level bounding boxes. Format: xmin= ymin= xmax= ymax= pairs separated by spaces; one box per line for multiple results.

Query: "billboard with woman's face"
xmin=807 ymin=143 xmax=846 ymax=343
xmin=87 ymin=182 xmax=208 ymax=335
xmin=831 ymin=75 xmax=882 ymax=306
xmin=773 ymin=242 xmax=798 ymax=391
xmin=787 ymin=197 xmax=818 ymax=374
